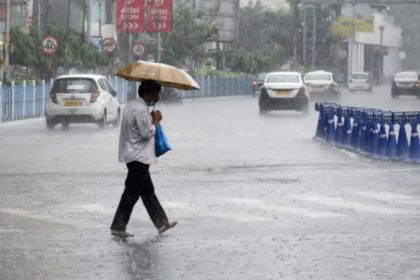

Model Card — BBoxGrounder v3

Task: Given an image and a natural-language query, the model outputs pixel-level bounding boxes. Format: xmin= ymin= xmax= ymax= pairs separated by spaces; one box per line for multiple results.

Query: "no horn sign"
xmin=42 ymin=35 xmax=60 ymax=56
xmin=103 ymin=38 xmax=117 ymax=53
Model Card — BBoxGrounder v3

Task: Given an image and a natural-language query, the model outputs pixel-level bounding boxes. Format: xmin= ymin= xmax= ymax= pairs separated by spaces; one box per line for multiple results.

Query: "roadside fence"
xmin=0 ymin=75 xmax=253 ymax=123
xmin=314 ymin=102 xmax=420 ymax=163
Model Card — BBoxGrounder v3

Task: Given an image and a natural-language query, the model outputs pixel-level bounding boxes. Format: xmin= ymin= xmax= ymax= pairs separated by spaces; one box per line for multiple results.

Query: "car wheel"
xmin=391 ymin=90 xmax=398 ymax=99
xmin=259 ymin=106 xmax=268 ymax=115
xmin=258 ymin=90 xmax=270 ymax=115
xmin=62 ymin=122 xmax=69 ymax=131
xmin=300 ymin=98 xmax=309 ymax=114
xmin=98 ymin=110 xmax=107 ymax=129
xmin=46 ymin=119 xmax=54 ymax=131
xmin=112 ymin=109 xmax=120 ymax=128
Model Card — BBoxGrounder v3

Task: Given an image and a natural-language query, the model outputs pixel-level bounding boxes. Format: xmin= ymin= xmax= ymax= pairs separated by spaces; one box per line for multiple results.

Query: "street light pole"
xmin=3 ymin=0 xmax=10 ymax=84
xmin=98 ymin=0 xmax=102 ymax=39
xmin=38 ymin=0 xmax=41 ymax=32
xmin=86 ymin=0 xmax=91 ymax=42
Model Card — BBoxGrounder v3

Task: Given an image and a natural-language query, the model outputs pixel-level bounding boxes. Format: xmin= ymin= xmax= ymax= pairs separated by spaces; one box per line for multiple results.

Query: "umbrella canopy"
xmin=116 ymin=60 xmax=200 ymax=90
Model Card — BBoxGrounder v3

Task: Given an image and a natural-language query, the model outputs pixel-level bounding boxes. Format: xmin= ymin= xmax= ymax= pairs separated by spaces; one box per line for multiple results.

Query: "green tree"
xmin=9 ymin=24 xmax=108 ymax=80
xmin=391 ymin=5 xmax=420 ymax=70
xmin=157 ymin=0 xmax=220 ymax=68
xmin=226 ymin=2 xmax=294 ymax=73
xmin=9 ymin=28 xmax=40 ymax=68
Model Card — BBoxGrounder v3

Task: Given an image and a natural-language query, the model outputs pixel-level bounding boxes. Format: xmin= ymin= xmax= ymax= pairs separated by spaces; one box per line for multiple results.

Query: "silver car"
xmin=348 ymin=72 xmax=372 ymax=91
xmin=391 ymin=71 xmax=420 ymax=98
xmin=304 ymin=70 xmax=340 ymax=101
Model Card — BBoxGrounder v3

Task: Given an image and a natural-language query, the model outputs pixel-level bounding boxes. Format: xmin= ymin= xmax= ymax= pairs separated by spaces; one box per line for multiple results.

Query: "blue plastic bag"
xmin=155 ymin=123 xmax=172 ymax=157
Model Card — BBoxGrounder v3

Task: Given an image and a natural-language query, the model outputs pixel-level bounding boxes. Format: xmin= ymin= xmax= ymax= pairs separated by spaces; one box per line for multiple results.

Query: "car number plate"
xmin=64 ymin=100 xmax=83 ymax=107
xmin=276 ymin=91 xmax=289 ymax=96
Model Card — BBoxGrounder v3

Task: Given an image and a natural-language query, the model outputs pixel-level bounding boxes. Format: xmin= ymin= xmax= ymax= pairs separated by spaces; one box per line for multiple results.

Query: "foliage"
xmin=391 ymin=5 xmax=420 ymax=69
xmin=226 ymin=2 xmax=340 ymax=74
xmin=157 ymin=0 xmax=220 ymax=68
xmin=9 ymin=28 xmax=41 ymax=68
xmin=9 ymin=24 xmax=108 ymax=79
xmin=226 ymin=2 xmax=294 ymax=74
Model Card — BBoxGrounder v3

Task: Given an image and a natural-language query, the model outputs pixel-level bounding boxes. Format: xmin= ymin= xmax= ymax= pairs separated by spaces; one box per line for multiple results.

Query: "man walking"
xmin=110 ymin=80 xmax=177 ymax=237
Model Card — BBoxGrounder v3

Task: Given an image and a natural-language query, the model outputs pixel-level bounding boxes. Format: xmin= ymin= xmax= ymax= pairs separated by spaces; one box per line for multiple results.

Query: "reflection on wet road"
xmin=1 ymin=87 xmax=420 ymax=279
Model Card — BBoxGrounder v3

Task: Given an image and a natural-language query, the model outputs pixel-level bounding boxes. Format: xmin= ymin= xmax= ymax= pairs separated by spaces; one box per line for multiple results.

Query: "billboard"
xmin=116 ymin=0 xmax=144 ymax=33
xmin=331 ymin=15 xmax=374 ymax=38
xmin=145 ymin=0 xmax=173 ymax=32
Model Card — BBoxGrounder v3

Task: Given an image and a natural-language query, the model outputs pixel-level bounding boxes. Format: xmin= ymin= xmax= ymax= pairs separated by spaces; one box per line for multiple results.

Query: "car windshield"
xmin=52 ymin=78 xmax=97 ymax=94
xmin=267 ymin=74 xmax=300 ymax=83
xmin=351 ymin=73 xmax=369 ymax=79
xmin=305 ymin=73 xmax=331 ymax=81
xmin=395 ymin=72 xmax=417 ymax=79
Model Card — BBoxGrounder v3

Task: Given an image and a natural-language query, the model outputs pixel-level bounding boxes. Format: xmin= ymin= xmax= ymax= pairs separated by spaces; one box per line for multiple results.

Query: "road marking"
xmin=0 ymin=229 xmax=23 ymax=233
xmin=356 ymin=191 xmax=420 ymax=207
xmin=165 ymin=201 xmax=272 ymax=222
xmin=226 ymin=197 xmax=344 ymax=218
xmin=295 ymin=194 xmax=417 ymax=215
xmin=0 ymin=207 xmax=104 ymax=229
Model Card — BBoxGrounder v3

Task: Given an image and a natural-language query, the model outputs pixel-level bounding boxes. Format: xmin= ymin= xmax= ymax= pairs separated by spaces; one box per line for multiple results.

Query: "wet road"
xmin=1 ymin=85 xmax=420 ymax=279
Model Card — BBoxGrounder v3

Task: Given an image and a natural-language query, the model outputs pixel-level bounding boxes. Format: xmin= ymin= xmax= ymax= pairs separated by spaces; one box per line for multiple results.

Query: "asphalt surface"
xmin=1 ymin=85 xmax=420 ymax=279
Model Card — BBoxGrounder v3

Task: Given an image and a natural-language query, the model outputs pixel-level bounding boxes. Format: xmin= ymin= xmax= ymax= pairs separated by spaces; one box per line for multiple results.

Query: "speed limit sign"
xmin=132 ymin=43 xmax=145 ymax=57
xmin=42 ymin=35 xmax=60 ymax=56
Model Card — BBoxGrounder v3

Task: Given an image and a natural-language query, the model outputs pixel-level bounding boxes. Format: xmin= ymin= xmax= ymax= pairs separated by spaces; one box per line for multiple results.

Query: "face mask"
xmin=146 ymin=100 xmax=156 ymax=107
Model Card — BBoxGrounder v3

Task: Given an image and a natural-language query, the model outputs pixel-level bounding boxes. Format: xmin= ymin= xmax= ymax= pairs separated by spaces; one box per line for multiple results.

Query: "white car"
xmin=348 ymin=72 xmax=372 ymax=91
xmin=303 ymin=70 xmax=340 ymax=101
xmin=45 ymin=74 xmax=121 ymax=130
xmin=258 ymin=71 xmax=309 ymax=114
xmin=391 ymin=71 xmax=420 ymax=98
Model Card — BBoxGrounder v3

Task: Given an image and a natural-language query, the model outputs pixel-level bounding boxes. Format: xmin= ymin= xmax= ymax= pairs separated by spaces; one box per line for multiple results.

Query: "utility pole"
xmin=86 ymin=0 xmax=91 ymax=42
xmin=98 ymin=0 xmax=102 ymax=39
xmin=67 ymin=0 xmax=73 ymax=30
xmin=38 ymin=0 xmax=41 ymax=32
xmin=157 ymin=33 xmax=161 ymax=62
xmin=291 ymin=1 xmax=299 ymax=65
xmin=3 ymin=0 xmax=10 ymax=83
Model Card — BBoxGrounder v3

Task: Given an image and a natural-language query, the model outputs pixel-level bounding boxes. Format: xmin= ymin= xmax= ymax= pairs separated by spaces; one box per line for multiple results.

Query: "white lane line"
xmin=0 ymin=208 xmax=104 ymax=229
xmin=70 ymin=204 xmax=114 ymax=214
xmin=165 ymin=201 xmax=272 ymax=222
xmin=225 ymin=197 xmax=344 ymax=218
xmin=295 ymin=194 xmax=418 ymax=215
xmin=356 ymin=191 xmax=420 ymax=207
xmin=0 ymin=229 xmax=23 ymax=233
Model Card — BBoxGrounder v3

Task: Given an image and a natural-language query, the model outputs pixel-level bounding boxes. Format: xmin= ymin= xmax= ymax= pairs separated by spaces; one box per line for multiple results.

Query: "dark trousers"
xmin=111 ymin=161 xmax=168 ymax=231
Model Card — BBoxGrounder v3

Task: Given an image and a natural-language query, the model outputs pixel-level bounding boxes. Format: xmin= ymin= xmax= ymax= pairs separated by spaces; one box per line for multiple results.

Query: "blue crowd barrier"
xmin=314 ymin=102 xmax=420 ymax=163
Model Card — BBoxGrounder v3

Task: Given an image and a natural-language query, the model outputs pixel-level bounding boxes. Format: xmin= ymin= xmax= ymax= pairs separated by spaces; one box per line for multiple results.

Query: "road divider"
xmin=314 ymin=102 xmax=420 ymax=163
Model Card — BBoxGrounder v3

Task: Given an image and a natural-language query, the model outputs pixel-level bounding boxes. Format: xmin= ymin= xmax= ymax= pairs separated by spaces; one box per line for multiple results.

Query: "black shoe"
xmin=158 ymin=221 xmax=178 ymax=234
xmin=111 ymin=229 xmax=134 ymax=237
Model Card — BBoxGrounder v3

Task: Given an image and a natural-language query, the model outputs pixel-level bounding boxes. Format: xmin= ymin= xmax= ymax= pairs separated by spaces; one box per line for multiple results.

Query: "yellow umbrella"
xmin=116 ymin=60 xmax=200 ymax=90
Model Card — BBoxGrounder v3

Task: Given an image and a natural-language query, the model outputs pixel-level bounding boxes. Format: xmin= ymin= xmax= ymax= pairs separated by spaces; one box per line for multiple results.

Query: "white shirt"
xmin=118 ymin=98 xmax=157 ymax=164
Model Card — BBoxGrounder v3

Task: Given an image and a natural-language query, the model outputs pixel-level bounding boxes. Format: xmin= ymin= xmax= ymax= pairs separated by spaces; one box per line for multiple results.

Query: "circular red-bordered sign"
xmin=103 ymin=37 xmax=117 ymax=53
xmin=132 ymin=43 xmax=145 ymax=57
xmin=42 ymin=35 xmax=60 ymax=56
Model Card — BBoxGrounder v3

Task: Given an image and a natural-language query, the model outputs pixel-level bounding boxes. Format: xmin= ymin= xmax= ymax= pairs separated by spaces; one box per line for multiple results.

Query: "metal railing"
xmin=0 ymin=75 xmax=253 ymax=123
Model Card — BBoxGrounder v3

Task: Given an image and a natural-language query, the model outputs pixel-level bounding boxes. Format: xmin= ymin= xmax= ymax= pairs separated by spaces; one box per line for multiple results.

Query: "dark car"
xmin=391 ymin=71 xmax=420 ymax=98
xmin=160 ymin=87 xmax=183 ymax=104
xmin=252 ymin=72 xmax=269 ymax=96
